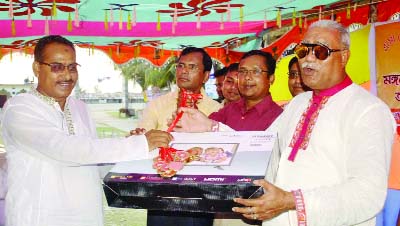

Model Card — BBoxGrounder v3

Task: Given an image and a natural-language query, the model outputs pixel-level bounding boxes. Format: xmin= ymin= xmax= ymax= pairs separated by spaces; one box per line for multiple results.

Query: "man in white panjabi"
xmin=231 ymin=20 xmax=396 ymax=226
xmin=1 ymin=35 xmax=172 ymax=226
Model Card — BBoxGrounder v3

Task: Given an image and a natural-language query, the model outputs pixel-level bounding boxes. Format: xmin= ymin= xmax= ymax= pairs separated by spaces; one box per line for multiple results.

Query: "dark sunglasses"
xmin=38 ymin=61 xmax=80 ymax=73
xmin=294 ymin=43 xmax=344 ymax=61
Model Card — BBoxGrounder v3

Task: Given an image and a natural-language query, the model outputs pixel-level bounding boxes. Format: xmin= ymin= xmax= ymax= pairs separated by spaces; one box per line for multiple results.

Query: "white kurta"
xmin=1 ymin=92 xmax=152 ymax=226
xmin=264 ymin=84 xmax=395 ymax=226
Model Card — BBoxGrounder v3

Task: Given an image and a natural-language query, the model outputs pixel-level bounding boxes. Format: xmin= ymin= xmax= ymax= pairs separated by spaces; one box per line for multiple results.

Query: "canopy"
xmin=1 ymin=0 xmax=399 ymax=65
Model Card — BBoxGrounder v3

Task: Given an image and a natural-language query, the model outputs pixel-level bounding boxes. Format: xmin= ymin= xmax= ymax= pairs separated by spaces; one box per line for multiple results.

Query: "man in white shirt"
xmin=231 ymin=20 xmax=396 ymax=226
xmin=0 ymin=35 xmax=172 ymax=226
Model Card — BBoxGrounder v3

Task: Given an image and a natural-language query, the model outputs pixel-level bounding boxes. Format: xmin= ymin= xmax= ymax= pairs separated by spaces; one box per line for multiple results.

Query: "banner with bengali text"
xmin=373 ymin=21 xmax=400 ymax=134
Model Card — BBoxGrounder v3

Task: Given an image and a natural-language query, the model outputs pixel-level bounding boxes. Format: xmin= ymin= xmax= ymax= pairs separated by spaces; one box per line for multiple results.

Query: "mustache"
xmin=57 ymin=80 xmax=74 ymax=83
xmin=301 ymin=62 xmax=320 ymax=71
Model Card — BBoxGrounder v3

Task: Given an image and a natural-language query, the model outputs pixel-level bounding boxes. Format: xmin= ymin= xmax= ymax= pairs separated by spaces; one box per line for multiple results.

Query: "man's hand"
xmin=144 ymin=130 xmax=173 ymax=151
xmin=172 ymin=107 xmax=213 ymax=132
xmin=232 ymin=179 xmax=295 ymax=221
xmin=128 ymin=128 xmax=146 ymax=136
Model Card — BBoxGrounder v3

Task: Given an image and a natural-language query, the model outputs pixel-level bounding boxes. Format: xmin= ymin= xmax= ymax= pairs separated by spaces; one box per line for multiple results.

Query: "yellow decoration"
xmin=11 ymin=17 xmax=16 ymax=36
xmin=127 ymin=13 xmax=132 ymax=30
xmin=104 ymin=11 xmax=109 ymax=31
xmin=0 ymin=46 xmax=3 ymax=60
xmin=10 ymin=49 xmax=13 ymax=62
xmin=52 ymin=0 xmax=57 ymax=18
xmin=239 ymin=7 xmax=244 ymax=28
xmin=91 ymin=44 xmax=95 ymax=55
xmin=276 ymin=9 xmax=281 ymax=28
xmin=157 ymin=13 xmax=161 ymax=31
xmin=347 ymin=2 xmax=351 ymax=19
xmin=108 ymin=48 xmax=112 ymax=57
xmin=292 ymin=8 xmax=296 ymax=26
xmin=67 ymin=13 xmax=72 ymax=32
xmin=299 ymin=13 xmax=303 ymax=28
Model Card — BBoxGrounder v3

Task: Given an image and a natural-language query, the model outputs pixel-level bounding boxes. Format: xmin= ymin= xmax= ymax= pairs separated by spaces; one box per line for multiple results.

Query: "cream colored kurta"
xmin=264 ymin=84 xmax=396 ymax=226
xmin=138 ymin=89 xmax=222 ymax=130
xmin=1 ymin=92 xmax=153 ymax=226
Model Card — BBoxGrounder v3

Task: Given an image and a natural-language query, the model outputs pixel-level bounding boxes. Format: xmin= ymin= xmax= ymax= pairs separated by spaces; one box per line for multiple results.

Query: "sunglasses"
xmin=38 ymin=61 xmax=80 ymax=73
xmin=294 ymin=43 xmax=343 ymax=61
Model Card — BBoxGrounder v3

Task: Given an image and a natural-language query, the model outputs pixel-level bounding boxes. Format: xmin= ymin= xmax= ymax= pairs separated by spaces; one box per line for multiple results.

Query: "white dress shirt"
xmin=1 ymin=92 xmax=152 ymax=226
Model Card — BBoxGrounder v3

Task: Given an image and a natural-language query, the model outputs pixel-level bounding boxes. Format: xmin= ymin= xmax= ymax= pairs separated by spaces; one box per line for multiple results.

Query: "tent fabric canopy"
xmin=0 ymin=0 xmax=399 ymax=65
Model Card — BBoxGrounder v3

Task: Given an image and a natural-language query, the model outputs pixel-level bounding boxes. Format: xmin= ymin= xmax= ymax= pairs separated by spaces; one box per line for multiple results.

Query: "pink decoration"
xmin=196 ymin=11 xmax=201 ymax=30
xmin=168 ymin=161 xmax=184 ymax=171
xmin=132 ymin=6 xmax=136 ymax=27
xmin=110 ymin=7 xmax=114 ymax=27
xmin=8 ymin=0 xmax=13 ymax=18
xmin=220 ymin=13 xmax=224 ymax=30
xmin=27 ymin=7 xmax=32 ymax=28
xmin=263 ymin=11 xmax=267 ymax=29
xmin=173 ymin=6 xmax=178 ymax=26
xmin=227 ymin=3 xmax=231 ymax=22
xmin=44 ymin=16 xmax=49 ymax=35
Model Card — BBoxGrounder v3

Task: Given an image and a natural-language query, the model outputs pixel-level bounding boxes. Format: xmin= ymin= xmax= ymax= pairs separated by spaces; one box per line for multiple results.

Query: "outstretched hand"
xmin=144 ymin=129 xmax=173 ymax=151
xmin=232 ymin=179 xmax=295 ymax=221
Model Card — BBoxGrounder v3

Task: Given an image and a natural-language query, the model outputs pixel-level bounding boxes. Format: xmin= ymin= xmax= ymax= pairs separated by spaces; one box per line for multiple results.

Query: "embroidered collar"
xmin=287 ymin=75 xmax=353 ymax=161
xmin=31 ymin=89 xmax=57 ymax=106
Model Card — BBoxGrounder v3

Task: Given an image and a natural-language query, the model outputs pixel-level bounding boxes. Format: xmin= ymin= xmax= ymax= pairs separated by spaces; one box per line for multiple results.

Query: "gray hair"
xmin=309 ymin=20 xmax=350 ymax=49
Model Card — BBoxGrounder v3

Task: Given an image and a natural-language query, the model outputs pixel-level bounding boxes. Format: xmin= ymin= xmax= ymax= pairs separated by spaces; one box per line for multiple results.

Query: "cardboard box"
xmin=103 ymin=131 xmax=275 ymax=213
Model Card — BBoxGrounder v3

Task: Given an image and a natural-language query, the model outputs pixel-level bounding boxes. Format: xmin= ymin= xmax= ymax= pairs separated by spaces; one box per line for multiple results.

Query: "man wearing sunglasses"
xmin=0 ymin=35 xmax=173 ymax=226
xmin=231 ymin=20 xmax=396 ymax=226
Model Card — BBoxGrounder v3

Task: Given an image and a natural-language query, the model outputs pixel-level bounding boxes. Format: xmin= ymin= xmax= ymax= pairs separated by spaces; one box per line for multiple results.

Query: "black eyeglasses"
xmin=294 ymin=43 xmax=344 ymax=61
xmin=38 ymin=62 xmax=80 ymax=73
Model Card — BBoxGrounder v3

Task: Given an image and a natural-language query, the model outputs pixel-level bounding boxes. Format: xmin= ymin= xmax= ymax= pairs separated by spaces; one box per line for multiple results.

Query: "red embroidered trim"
xmin=292 ymin=189 xmax=307 ymax=226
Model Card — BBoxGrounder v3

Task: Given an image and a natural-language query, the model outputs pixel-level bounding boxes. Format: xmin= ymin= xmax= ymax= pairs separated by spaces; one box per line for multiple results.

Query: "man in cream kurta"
xmin=1 ymin=35 xmax=172 ymax=226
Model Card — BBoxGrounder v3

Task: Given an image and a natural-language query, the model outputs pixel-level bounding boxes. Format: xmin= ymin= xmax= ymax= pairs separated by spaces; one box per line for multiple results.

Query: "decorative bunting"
xmin=331 ymin=10 xmax=334 ymax=20
xmin=108 ymin=47 xmax=112 ymax=57
xmin=117 ymin=45 xmax=120 ymax=56
xmin=27 ymin=7 xmax=32 ymax=28
xmin=118 ymin=7 xmax=123 ymax=30
xmin=173 ymin=6 xmax=178 ymax=26
xmin=353 ymin=2 xmax=358 ymax=11
xmin=347 ymin=2 xmax=351 ymax=19
xmin=239 ymin=7 xmax=244 ymax=29
xmin=292 ymin=8 xmax=296 ymax=26
xmin=172 ymin=19 xmax=176 ymax=34
xmin=91 ymin=43 xmax=95 ymax=55
xmin=304 ymin=16 xmax=308 ymax=29
xmin=11 ymin=16 xmax=16 ymax=36
xmin=110 ymin=7 xmax=114 ymax=28
xmin=157 ymin=13 xmax=161 ymax=31
xmin=104 ymin=11 xmax=109 ymax=31
xmin=127 ymin=12 xmax=132 ymax=30
xmin=263 ymin=10 xmax=267 ymax=29
xmin=45 ymin=16 xmax=49 ymax=35
xmin=74 ymin=4 xmax=79 ymax=27
xmin=299 ymin=13 xmax=303 ymax=28
xmin=52 ymin=0 xmax=57 ymax=18
xmin=67 ymin=13 xmax=72 ymax=32
xmin=161 ymin=47 xmax=164 ymax=57
xmin=227 ymin=3 xmax=231 ymax=22
xmin=8 ymin=0 xmax=13 ymax=18
xmin=276 ymin=9 xmax=281 ymax=28
xmin=0 ymin=46 xmax=3 ymax=60
xmin=10 ymin=49 xmax=13 ymax=62
xmin=132 ymin=6 xmax=137 ymax=27
xmin=220 ymin=13 xmax=224 ymax=30
xmin=196 ymin=11 xmax=201 ymax=30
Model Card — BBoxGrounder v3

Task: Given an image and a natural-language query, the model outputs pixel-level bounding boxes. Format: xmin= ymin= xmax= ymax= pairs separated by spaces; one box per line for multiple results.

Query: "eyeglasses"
xmin=238 ymin=68 xmax=269 ymax=77
xmin=287 ymin=71 xmax=300 ymax=79
xmin=38 ymin=61 xmax=80 ymax=73
xmin=294 ymin=43 xmax=344 ymax=61
xmin=176 ymin=63 xmax=199 ymax=72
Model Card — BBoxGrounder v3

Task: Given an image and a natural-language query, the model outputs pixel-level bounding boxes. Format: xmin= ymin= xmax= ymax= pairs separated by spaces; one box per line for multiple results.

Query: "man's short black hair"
xmin=288 ymin=56 xmax=298 ymax=70
xmin=178 ymin=47 xmax=212 ymax=72
xmin=214 ymin=67 xmax=228 ymax=78
xmin=227 ymin=63 xmax=239 ymax=72
xmin=240 ymin=50 xmax=276 ymax=77
xmin=34 ymin=35 xmax=75 ymax=62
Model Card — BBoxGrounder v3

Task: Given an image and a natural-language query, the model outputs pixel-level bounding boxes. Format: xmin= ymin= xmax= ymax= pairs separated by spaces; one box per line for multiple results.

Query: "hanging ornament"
xmin=104 ymin=11 xmax=109 ymax=31
xmin=11 ymin=17 xmax=16 ymax=36
xmin=299 ymin=13 xmax=303 ymax=32
xmin=67 ymin=13 xmax=72 ymax=32
xmin=220 ymin=13 xmax=224 ymax=30
xmin=161 ymin=46 xmax=164 ymax=57
xmin=227 ymin=3 xmax=231 ymax=22
xmin=74 ymin=4 xmax=79 ymax=27
xmin=353 ymin=2 xmax=358 ymax=11
xmin=8 ymin=0 xmax=13 ymax=18
xmin=118 ymin=7 xmax=123 ymax=30
xmin=292 ymin=8 xmax=296 ymax=26
xmin=276 ymin=9 xmax=281 ymax=28
xmin=331 ymin=10 xmax=334 ymax=20
xmin=157 ymin=13 xmax=161 ymax=31
xmin=196 ymin=11 xmax=201 ymax=30
xmin=110 ymin=7 xmax=114 ymax=28
xmin=304 ymin=16 xmax=308 ymax=29
xmin=127 ymin=12 xmax=132 ymax=30
xmin=52 ymin=0 xmax=57 ymax=19
xmin=263 ymin=10 xmax=267 ymax=29
xmin=346 ymin=2 xmax=351 ymax=19
xmin=132 ymin=6 xmax=137 ymax=27
xmin=173 ymin=6 xmax=178 ymax=27
xmin=0 ymin=46 xmax=3 ymax=60
xmin=225 ymin=45 xmax=229 ymax=55
xmin=27 ymin=7 xmax=32 ymax=28
xmin=108 ymin=47 xmax=112 ymax=57
xmin=172 ymin=20 xmax=176 ymax=34
xmin=319 ymin=6 xmax=322 ymax=21
xmin=10 ymin=49 xmax=13 ymax=62
xmin=45 ymin=16 xmax=49 ymax=35
xmin=91 ymin=43 xmax=95 ymax=55
xmin=116 ymin=45 xmax=120 ymax=56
